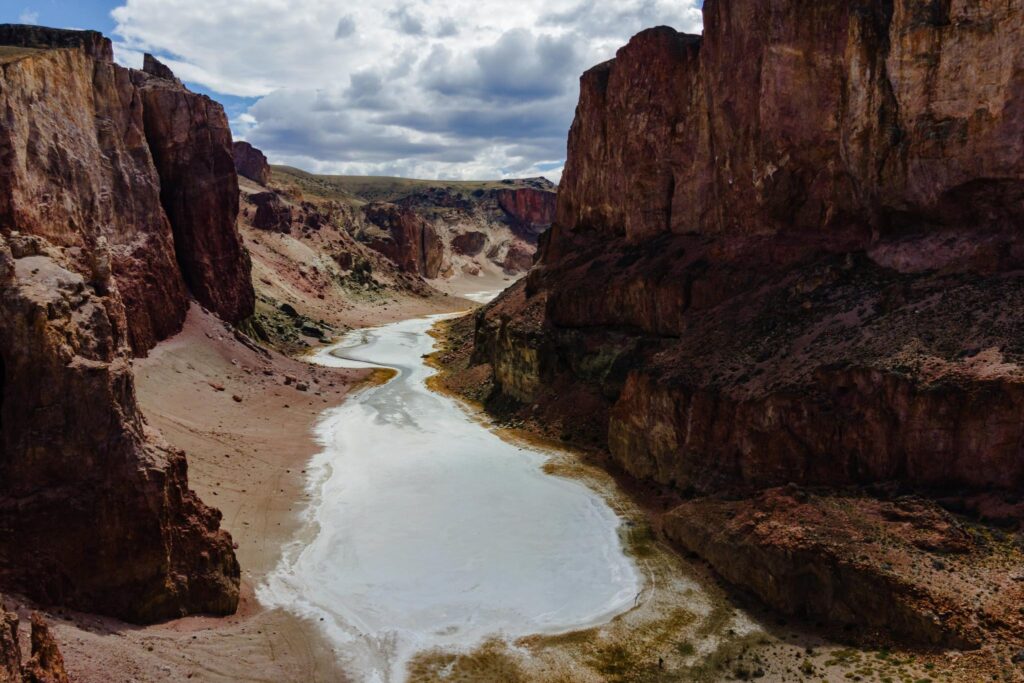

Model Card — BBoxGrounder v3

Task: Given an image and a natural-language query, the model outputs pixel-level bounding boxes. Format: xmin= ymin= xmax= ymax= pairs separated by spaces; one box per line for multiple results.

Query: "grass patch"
xmin=407 ymin=639 xmax=527 ymax=682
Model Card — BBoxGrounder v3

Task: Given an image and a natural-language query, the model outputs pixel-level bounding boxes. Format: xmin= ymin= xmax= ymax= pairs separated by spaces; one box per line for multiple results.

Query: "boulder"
xmin=249 ymin=192 xmax=293 ymax=233
xmin=451 ymin=231 xmax=487 ymax=256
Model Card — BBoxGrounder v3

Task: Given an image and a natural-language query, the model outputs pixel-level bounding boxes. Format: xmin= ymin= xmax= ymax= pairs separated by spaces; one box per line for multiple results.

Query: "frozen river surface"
xmin=259 ymin=314 xmax=640 ymax=682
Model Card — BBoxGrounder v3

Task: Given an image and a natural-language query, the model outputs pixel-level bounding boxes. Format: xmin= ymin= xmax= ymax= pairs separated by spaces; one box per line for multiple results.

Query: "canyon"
xmin=229 ymin=153 xmax=556 ymax=354
xmin=439 ymin=0 xmax=1024 ymax=671
xmin=1 ymin=0 xmax=1023 ymax=679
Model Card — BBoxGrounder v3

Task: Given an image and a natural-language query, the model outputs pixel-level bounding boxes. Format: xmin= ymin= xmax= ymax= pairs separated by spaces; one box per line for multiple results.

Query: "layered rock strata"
xmin=463 ymin=0 xmax=1024 ymax=644
xmin=0 ymin=28 xmax=241 ymax=622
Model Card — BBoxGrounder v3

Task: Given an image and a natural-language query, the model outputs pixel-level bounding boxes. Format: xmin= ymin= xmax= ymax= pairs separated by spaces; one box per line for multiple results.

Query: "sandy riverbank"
xmin=0 ymin=292 xmax=468 ymax=683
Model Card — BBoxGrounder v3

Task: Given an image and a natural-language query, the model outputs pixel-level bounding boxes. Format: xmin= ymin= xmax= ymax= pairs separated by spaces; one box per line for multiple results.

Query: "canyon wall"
xmin=552 ymin=0 xmax=1024 ymax=251
xmin=267 ymin=167 xmax=557 ymax=281
xmin=136 ymin=60 xmax=254 ymax=325
xmin=475 ymin=0 xmax=1024 ymax=495
xmin=457 ymin=0 xmax=1024 ymax=645
xmin=0 ymin=28 xmax=245 ymax=622
xmin=362 ymin=202 xmax=445 ymax=278
xmin=496 ymin=187 xmax=558 ymax=241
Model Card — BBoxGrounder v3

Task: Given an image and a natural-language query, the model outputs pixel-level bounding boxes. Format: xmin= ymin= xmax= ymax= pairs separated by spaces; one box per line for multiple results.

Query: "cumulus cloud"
xmin=18 ymin=8 xmax=40 ymax=24
xmin=110 ymin=0 xmax=703 ymax=181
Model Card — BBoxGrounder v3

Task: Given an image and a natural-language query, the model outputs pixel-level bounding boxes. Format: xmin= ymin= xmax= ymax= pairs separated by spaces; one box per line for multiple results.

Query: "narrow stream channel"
xmin=258 ymin=313 xmax=641 ymax=682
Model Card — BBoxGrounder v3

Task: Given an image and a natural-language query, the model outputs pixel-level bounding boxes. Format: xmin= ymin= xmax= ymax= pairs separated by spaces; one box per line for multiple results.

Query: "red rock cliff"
xmin=458 ymin=3 xmax=1024 ymax=646
xmin=0 ymin=28 xmax=240 ymax=623
xmin=361 ymin=202 xmax=444 ymax=279
xmin=496 ymin=183 xmax=557 ymax=241
xmin=474 ymin=0 xmax=1024 ymax=495
xmin=233 ymin=140 xmax=272 ymax=187
xmin=135 ymin=55 xmax=255 ymax=325
xmin=0 ymin=40 xmax=189 ymax=353
xmin=552 ymin=1 xmax=1024 ymax=251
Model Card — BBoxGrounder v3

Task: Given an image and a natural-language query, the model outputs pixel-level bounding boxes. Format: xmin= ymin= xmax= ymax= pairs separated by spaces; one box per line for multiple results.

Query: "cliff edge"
xmin=0 ymin=27 xmax=245 ymax=623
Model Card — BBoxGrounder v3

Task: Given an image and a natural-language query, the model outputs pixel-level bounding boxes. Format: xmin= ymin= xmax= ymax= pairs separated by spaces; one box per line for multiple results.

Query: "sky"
xmin=3 ymin=1 xmax=703 ymax=181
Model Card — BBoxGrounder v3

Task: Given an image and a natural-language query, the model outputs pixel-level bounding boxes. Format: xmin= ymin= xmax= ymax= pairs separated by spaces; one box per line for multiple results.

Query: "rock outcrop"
xmin=135 ymin=54 xmax=254 ymax=325
xmin=451 ymin=231 xmax=487 ymax=256
xmin=496 ymin=185 xmax=557 ymax=240
xmin=0 ymin=609 xmax=69 ymax=683
xmin=233 ymin=141 xmax=271 ymax=186
xmin=0 ymin=28 xmax=240 ymax=622
xmin=249 ymin=191 xmax=293 ymax=233
xmin=361 ymin=202 xmax=444 ymax=278
xmin=461 ymin=0 xmax=1024 ymax=645
xmin=1 ymin=608 xmax=20 ymax=682
xmin=663 ymin=488 xmax=1024 ymax=649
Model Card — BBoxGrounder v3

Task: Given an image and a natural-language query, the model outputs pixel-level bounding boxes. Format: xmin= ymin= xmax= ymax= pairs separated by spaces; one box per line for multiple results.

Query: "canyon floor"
xmin=0 ymin=298 xmax=1019 ymax=682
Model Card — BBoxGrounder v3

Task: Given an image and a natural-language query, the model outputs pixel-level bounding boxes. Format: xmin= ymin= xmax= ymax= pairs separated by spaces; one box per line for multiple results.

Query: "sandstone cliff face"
xmin=465 ymin=1 xmax=1024 ymax=642
xmin=478 ymin=0 xmax=1024 ymax=495
xmin=135 ymin=56 xmax=254 ymax=325
xmin=495 ymin=187 xmax=557 ymax=240
xmin=233 ymin=141 xmax=271 ymax=186
xmin=552 ymin=0 xmax=1024 ymax=250
xmin=0 ymin=29 xmax=241 ymax=622
xmin=0 ymin=243 xmax=239 ymax=624
xmin=0 ymin=43 xmax=189 ymax=353
xmin=0 ymin=38 xmax=254 ymax=354
xmin=361 ymin=202 xmax=444 ymax=279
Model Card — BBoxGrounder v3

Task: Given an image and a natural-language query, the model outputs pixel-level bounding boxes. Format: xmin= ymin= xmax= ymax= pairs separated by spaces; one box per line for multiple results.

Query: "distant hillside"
xmin=271 ymin=165 xmax=555 ymax=205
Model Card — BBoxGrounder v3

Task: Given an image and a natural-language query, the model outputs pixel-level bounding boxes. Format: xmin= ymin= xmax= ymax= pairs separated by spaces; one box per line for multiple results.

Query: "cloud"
xmin=389 ymin=5 xmax=425 ymax=36
xmin=334 ymin=15 xmax=356 ymax=39
xmin=18 ymin=8 xmax=40 ymax=24
xmin=110 ymin=0 xmax=703 ymax=180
